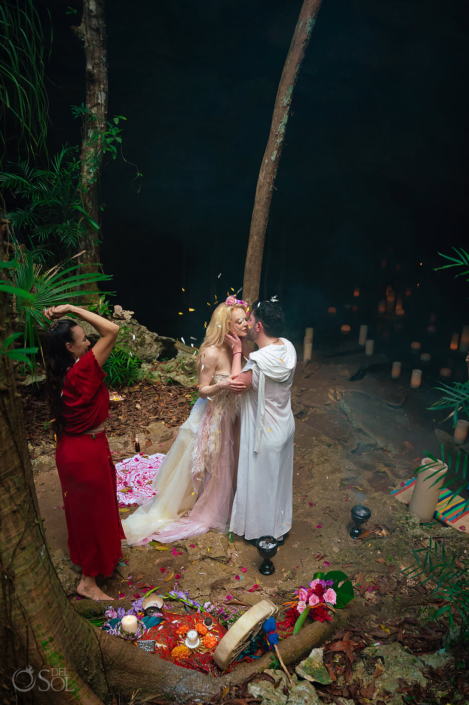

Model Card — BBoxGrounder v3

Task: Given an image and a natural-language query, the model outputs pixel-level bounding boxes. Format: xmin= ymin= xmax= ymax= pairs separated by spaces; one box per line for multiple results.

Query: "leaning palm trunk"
xmin=242 ymin=0 xmax=323 ymax=304
xmin=72 ymin=0 xmax=108 ymax=288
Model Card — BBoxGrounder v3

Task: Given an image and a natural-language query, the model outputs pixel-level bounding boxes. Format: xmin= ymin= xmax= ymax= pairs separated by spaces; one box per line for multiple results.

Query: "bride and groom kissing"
xmin=123 ymin=297 xmax=297 ymax=548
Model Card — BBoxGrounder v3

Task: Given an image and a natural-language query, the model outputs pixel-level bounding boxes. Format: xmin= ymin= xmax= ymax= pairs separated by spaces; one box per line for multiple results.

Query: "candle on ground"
xmin=305 ymin=327 xmax=313 ymax=341
xmin=440 ymin=368 xmax=451 ymax=378
xmin=303 ymin=337 xmax=312 ymax=362
xmin=327 ymin=307 xmax=337 ymax=315
xmin=410 ymin=342 xmax=421 ymax=351
xmin=121 ymin=615 xmax=138 ymax=634
xmin=409 ymin=457 xmax=447 ymax=523
xmin=341 ymin=324 xmax=351 ymax=334
xmin=454 ymin=420 xmax=469 ymax=445
xmin=460 ymin=325 xmax=469 ymax=353
xmin=359 ymin=325 xmax=368 ymax=345
xmin=391 ymin=361 xmax=402 ymax=379
xmin=450 ymin=333 xmax=459 ymax=351
xmin=365 ymin=340 xmax=374 ymax=356
xmin=411 ymin=369 xmax=422 ymax=388
xmin=386 ymin=292 xmax=395 ymax=312
xmin=420 ymin=353 xmax=431 ymax=362
xmin=396 ymin=308 xmax=405 ymax=316
xmin=378 ymin=300 xmax=386 ymax=314
xmin=354 ymin=287 xmax=360 ymax=297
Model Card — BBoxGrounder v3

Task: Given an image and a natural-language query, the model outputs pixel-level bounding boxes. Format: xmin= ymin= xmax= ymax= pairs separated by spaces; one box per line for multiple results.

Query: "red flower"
xmin=160 ymin=567 xmax=166 ymax=573
xmin=175 ymin=573 xmax=181 ymax=580
xmin=283 ymin=606 xmax=299 ymax=629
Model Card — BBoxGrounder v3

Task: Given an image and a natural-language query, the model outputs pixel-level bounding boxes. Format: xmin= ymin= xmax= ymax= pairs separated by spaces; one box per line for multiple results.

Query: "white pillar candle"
xmin=396 ymin=296 xmax=403 ymax=310
xmin=358 ymin=324 xmax=368 ymax=345
xmin=378 ymin=300 xmax=386 ymax=314
xmin=396 ymin=308 xmax=405 ymax=316
xmin=365 ymin=339 xmax=374 ymax=356
xmin=391 ymin=361 xmax=402 ymax=379
xmin=305 ymin=327 xmax=313 ymax=341
xmin=121 ymin=615 xmax=138 ymax=634
xmin=303 ymin=338 xmax=312 ymax=362
xmin=420 ymin=353 xmax=431 ymax=363
xmin=439 ymin=367 xmax=451 ymax=378
xmin=341 ymin=324 xmax=351 ymax=333
xmin=327 ymin=307 xmax=337 ymax=315
xmin=454 ymin=419 xmax=469 ymax=445
xmin=410 ymin=341 xmax=421 ymax=351
xmin=410 ymin=369 xmax=422 ymax=388
xmin=460 ymin=325 xmax=469 ymax=353
xmin=450 ymin=333 xmax=459 ymax=351
xmin=186 ymin=629 xmax=199 ymax=648
xmin=409 ymin=458 xmax=447 ymax=523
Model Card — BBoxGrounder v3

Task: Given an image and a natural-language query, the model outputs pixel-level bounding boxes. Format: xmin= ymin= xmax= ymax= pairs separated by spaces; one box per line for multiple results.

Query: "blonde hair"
xmin=197 ymin=302 xmax=247 ymax=372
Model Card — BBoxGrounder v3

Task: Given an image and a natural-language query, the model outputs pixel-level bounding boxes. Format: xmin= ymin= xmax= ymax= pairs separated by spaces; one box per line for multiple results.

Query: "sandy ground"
xmin=31 ymin=338 xmax=468 ymax=609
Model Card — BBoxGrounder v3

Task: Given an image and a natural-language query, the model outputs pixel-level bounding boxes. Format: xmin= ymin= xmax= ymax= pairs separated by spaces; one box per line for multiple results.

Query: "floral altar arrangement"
xmin=282 ymin=570 xmax=354 ymax=633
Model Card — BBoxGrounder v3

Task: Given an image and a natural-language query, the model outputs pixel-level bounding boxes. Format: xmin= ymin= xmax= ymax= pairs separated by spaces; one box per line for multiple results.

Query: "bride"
xmin=122 ymin=296 xmax=249 ymax=545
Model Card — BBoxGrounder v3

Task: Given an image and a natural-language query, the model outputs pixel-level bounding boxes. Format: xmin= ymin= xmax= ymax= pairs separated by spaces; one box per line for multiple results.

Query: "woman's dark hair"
xmin=45 ymin=319 xmax=78 ymax=436
xmin=251 ymin=300 xmax=285 ymax=337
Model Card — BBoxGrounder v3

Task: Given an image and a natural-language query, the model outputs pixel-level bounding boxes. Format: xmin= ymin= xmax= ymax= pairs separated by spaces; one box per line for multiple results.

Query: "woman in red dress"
xmin=44 ymin=304 xmax=124 ymax=600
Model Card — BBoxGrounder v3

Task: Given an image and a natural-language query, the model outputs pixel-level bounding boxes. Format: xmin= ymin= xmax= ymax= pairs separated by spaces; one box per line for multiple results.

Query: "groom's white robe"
xmin=229 ymin=338 xmax=297 ymax=540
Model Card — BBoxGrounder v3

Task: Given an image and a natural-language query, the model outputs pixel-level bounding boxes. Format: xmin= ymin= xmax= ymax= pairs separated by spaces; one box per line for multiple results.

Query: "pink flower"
xmin=308 ymin=594 xmax=320 ymax=607
xmin=226 ymin=296 xmax=236 ymax=306
xmin=175 ymin=573 xmax=181 ymax=580
xmin=298 ymin=588 xmax=308 ymax=602
xmin=323 ymin=561 xmax=330 ymax=567
xmin=234 ymin=575 xmax=240 ymax=580
xmin=324 ymin=588 xmax=337 ymax=605
xmin=297 ymin=600 xmax=307 ymax=614
xmin=308 ymin=502 xmax=314 ymax=507
xmin=241 ymin=567 xmax=248 ymax=573
xmin=316 ymin=525 xmax=322 ymax=529
xmin=190 ymin=544 xmax=195 ymax=548
xmin=309 ymin=579 xmax=320 ymax=590
xmin=172 ymin=548 xmax=178 ymax=556
xmin=225 ymin=594 xmax=233 ymax=601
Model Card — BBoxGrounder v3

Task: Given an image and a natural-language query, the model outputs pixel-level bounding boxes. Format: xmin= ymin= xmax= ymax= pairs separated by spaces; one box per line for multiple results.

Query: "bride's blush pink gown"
xmin=122 ymin=375 xmax=239 ymax=545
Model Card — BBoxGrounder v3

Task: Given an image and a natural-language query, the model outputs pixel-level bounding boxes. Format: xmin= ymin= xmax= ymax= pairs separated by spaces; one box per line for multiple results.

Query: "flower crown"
xmin=225 ymin=295 xmax=247 ymax=307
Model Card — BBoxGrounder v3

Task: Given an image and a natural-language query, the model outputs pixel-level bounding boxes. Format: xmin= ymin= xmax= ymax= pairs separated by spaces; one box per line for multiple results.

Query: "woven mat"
xmin=391 ymin=479 xmax=469 ymax=533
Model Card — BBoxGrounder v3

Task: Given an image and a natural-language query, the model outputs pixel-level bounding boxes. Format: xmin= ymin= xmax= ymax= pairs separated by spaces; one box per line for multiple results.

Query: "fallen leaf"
xmin=380 ymin=624 xmax=391 ymax=635
xmin=155 ymin=546 xmax=170 ymax=551
xmin=145 ymin=439 xmax=151 ymax=447
xmin=375 ymin=558 xmax=386 ymax=564
xmin=164 ymin=570 xmax=175 ymax=582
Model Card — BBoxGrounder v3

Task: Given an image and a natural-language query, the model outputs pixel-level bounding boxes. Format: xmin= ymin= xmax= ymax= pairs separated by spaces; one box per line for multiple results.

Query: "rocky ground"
xmin=24 ymin=326 xmax=469 ymax=705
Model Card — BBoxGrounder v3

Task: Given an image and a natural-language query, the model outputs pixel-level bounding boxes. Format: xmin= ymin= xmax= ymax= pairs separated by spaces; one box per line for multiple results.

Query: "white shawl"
xmin=243 ymin=337 xmax=296 ymax=452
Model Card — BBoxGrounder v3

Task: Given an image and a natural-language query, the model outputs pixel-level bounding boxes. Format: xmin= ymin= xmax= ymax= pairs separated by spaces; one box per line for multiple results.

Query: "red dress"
xmin=55 ymin=349 xmax=125 ymax=576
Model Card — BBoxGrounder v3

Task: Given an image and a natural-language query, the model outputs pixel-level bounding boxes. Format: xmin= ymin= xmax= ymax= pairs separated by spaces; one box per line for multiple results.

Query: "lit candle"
xmin=386 ymin=291 xmax=395 ymax=313
xmin=427 ymin=326 xmax=436 ymax=334
xmin=396 ymin=308 xmax=405 ymax=316
xmin=450 ymin=333 xmax=459 ymax=351
xmin=454 ymin=420 xmax=469 ymax=445
xmin=354 ymin=287 xmax=360 ymax=297
xmin=365 ymin=340 xmax=374 ymax=356
xmin=391 ymin=361 xmax=402 ymax=379
xmin=341 ymin=324 xmax=351 ymax=334
xmin=420 ymin=353 xmax=431 ymax=363
xmin=121 ymin=615 xmax=138 ymax=634
xmin=185 ymin=629 xmax=199 ymax=648
xmin=410 ymin=369 xmax=422 ymax=388
xmin=409 ymin=457 xmax=447 ymax=523
xmin=396 ymin=296 xmax=403 ymax=310
xmin=405 ymin=288 xmax=411 ymax=296
xmin=327 ymin=307 xmax=337 ymax=315
xmin=378 ymin=300 xmax=386 ymax=314
xmin=305 ymin=327 xmax=313 ymax=341
xmin=439 ymin=368 xmax=451 ymax=378
xmin=410 ymin=342 xmax=421 ymax=351
xmin=358 ymin=325 xmax=368 ymax=345
xmin=303 ymin=337 xmax=312 ymax=362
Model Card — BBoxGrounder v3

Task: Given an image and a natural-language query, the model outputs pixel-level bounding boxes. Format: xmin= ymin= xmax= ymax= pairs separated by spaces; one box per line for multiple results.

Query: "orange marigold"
xmin=176 ymin=624 xmax=189 ymax=638
xmin=195 ymin=623 xmax=208 ymax=636
xmin=171 ymin=645 xmax=191 ymax=661
xmin=203 ymin=634 xmax=218 ymax=649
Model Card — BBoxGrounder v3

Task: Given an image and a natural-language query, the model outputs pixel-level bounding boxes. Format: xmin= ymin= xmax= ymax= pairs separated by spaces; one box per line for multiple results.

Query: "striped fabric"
xmin=391 ymin=479 xmax=468 ymax=532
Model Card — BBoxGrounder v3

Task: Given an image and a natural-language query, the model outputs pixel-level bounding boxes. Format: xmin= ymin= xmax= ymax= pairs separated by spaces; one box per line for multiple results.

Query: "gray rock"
xmin=352 ymin=642 xmax=427 ymax=703
xmin=247 ymin=670 xmax=288 ymax=704
xmin=288 ymin=679 xmax=322 ymax=705
xmin=420 ymin=650 xmax=454 ymax=670
xmin=156 ymin=350 xmax=198 ymax=387
xmin=295 ymin=648 xmax=333 ymax=685
xmin=80 ymin=316 xmax=177 ymax=363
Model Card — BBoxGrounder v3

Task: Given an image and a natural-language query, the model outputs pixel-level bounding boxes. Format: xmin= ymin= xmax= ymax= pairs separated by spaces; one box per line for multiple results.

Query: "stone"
xmin=247 ymin=669 xmax=289 ymax=705
xmin=288 ymin=678 xmax=322 ymax=705
xmin=296 ymin=648 xmax=333 ymax=685
xmin=420 ymin=650 xmax=454 ymax=670
xmin=156 ymin=350 xmax=198 ymax=387
xmin=80 ymin=315 xmax=177 ymax=363
xmin=351 ymin=642 xmax=427 ymax=703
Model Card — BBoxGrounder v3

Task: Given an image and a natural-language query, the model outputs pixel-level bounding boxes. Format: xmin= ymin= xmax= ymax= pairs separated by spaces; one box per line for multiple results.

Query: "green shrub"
xmin=104 ymin=347 xmax=141 ymax=388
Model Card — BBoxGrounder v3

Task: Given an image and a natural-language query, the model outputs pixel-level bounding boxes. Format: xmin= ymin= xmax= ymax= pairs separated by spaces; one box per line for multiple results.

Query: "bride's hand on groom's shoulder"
xmin=226 ymin=376 xmax=246 ymax=394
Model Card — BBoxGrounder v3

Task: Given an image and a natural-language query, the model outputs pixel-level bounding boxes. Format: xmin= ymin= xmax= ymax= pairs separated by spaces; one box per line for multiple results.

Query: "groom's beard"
xmin=247 ymin=328 xmax=257 ymax=343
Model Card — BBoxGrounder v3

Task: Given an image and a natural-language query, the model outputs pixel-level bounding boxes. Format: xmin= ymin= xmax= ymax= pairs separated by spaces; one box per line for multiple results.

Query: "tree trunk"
xmin=242 ymin=0 xmax=322 ymax=305
xmin=72 ymin=0 xmax=108 ymax=288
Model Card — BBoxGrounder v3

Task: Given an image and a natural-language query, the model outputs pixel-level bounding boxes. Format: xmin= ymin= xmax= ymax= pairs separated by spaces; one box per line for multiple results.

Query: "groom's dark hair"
xmin=251 ymin=300 xmax=285 ymax=337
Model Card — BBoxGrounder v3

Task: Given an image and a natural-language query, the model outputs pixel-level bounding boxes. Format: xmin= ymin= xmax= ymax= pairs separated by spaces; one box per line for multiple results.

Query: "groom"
xmin=228 ymin=300 xmax=297 ymax=545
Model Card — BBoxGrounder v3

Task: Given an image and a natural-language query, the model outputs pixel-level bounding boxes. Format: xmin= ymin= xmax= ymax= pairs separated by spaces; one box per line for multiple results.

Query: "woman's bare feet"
xmin=77 ymin=575 xmax=114 ymax=601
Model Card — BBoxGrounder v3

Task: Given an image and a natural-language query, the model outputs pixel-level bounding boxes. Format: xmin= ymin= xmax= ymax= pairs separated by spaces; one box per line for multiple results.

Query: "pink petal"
xmin=172 ymin=548 xmax=178 ymax=556
xmin=175 ymin=573 xmax=181 ymax=580
xmin=308 ymin=502 xmax=314 ymax=507
xmin=178 ymin=551 xmax=183 ymax=555
xmin=134 ymin=593 xmax=141 ymax=599
xmin=225 ymin=594 xmax=233 ymax=600
xmin=316 ymin=525 xmax=322 ymax=529
xmin=160 ymin=567 xmax=166 ymax=573
xmin=400 ymin=482 xmax=405 ymax=487
xmin=190 ymin=544 xmax=195 ymax=548
xmin=323 ymin=561 xmax=330 ymax=567
xmin=248 ymin=584 xmax=260 ymax=592
xmin=118 ymin=593 xmax=126 ymax=600
xmin=461 ymin=526 xmax=466 ymax=531
xmin=241 ymin=567 xmax=247 ymax=573
xmin=234 ymin=575 xmax=240 ymax=581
